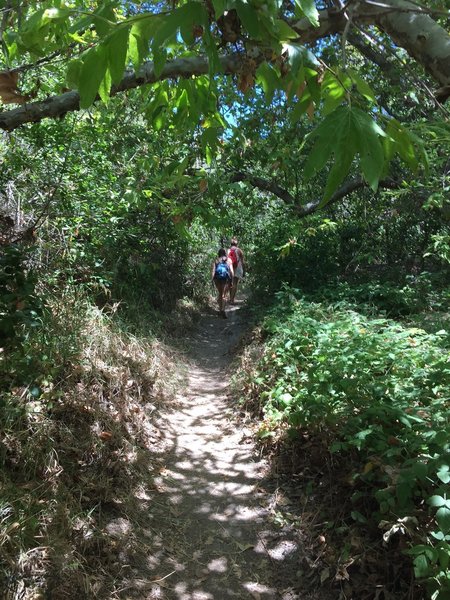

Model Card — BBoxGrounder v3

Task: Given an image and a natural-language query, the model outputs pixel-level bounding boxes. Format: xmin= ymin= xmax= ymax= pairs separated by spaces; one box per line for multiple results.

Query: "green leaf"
xmin=294 ymin=0 xmax=319 ymax=27
xmin=303 ymin=106 xmax=351 ymax=181
xmin=203 ymin=28 xmax=223 ymax=77
xmin=92 ymin=3 xmax=116 ymax=37
xmin=98 ymin=67 xmax=112 ymax=104
xmin=106 ymin=26 xmax=130 ymax=85
xmin=348 ymin=69 xmax=377 ymax=103
xmin=276 ymin=20 xmax=299 ymax=41
xmin=385 ymin=119 xmax=418 ymax=170
xmin=283 ymin=43 xmax=319 ymax=76
xmin=154 ymin=3 xmax=207 ymax=47
xmin=78 ymin=45 xmax=108 ymax=109
xmin=413 ymin=554 xmax=430 ymax=578
xmin=212 ymin=0 xmax=227 ymax=18
xmin=304 ymin=106 xmax=386 ymax=199
xmin=351 ymin=510 xmax=367 ymax=523
xmin=256 ymin=62 xmax=280 ymax=103
xmin=66 ymin=59 xmax=82 ymax=89
xmin=42 ymin=7 xmax=71 ymax=23
xmin=153 ymin=46 xmax=167 ymax=78
xmin=436 ymin=506 xmax=450 ymax=534
xmin=129 ymin=17 xmax=160 ymax=70
xmin=321 ymin=71 xmax=347 ymax=115
xmin=429 ymin=495 xmax=447 ymax=508
xmin=353 ymin=110 xmax=385 ymax=191
xmin=322 ymin=137 xmax=355 ymax=202
xmin=235 ymin=1 xmax=261 ymax=38
xmin=437 ymin=464 xmax=450 ymax=484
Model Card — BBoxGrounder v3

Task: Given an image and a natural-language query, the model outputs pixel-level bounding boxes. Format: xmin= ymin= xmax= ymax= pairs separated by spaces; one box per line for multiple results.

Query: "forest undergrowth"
xmin=0 ymin=287 xmax=200 ymax=599
xmin=235 ymin=283 xmax=450 ymax=600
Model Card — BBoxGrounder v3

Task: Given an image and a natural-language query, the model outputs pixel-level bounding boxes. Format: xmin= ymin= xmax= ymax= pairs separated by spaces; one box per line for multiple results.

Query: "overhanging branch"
xmin=232 ymin=172 xmax=400 ymax=218
xmin=0 ymin=54 xmax=243 ymax=131
xmin=231 ymin=172 xmax=297 ymax=205
xmin=0 ymin=0 xmax=449 ymax=131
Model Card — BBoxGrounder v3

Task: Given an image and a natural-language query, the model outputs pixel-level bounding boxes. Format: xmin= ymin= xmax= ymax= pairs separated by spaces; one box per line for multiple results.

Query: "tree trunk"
xmin=376 ymin=0 xmax=450 ymax=88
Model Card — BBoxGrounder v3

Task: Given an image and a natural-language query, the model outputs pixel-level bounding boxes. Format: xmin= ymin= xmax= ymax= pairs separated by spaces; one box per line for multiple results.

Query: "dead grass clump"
xmin=1 ymin=296 xmax=186 ymax=599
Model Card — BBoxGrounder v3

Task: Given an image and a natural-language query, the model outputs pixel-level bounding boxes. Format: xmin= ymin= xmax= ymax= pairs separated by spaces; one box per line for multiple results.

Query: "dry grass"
xmin=1 ymin=297 xmax=187 ymax=599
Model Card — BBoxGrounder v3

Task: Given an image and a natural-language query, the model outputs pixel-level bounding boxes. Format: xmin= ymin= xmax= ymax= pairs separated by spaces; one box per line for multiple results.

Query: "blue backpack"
xmin=214 ymin=258 xmax=230 ymax=280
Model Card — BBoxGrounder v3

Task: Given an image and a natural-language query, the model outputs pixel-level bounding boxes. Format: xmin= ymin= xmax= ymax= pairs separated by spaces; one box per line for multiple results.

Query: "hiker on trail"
xmin=227 ymin=238 xmax=245 ymax=304
xmin=212 ymin=248 xmax=233 ymax=318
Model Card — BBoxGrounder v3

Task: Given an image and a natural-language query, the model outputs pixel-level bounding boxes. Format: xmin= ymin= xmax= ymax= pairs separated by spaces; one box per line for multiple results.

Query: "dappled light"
xmin=101 ymin=305 xmax=309 ymax=599
xmin=1 ymin=1 xmax=449 ymax=597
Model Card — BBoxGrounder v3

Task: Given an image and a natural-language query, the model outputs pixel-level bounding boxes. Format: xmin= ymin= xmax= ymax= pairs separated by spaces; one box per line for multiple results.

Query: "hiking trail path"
xmin=124 ymin=302 xmax=331 ymax=600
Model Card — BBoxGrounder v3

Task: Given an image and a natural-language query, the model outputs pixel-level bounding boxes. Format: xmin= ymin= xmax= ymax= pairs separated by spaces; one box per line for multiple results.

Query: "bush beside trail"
xmin=238 ymin=286 xmax=450 ymax=599
xmin=0 ymin=289 xmax=188 ymax=598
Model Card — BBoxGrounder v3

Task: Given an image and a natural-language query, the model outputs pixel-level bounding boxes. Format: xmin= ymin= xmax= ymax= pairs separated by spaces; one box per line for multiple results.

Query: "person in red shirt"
xmin=227 ymin=238 xmax=245 ymax=304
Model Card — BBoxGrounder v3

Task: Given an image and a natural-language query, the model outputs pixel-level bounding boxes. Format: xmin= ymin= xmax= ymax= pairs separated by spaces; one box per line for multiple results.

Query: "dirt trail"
xmin=124 ymin=302 xmax=323 ymax=600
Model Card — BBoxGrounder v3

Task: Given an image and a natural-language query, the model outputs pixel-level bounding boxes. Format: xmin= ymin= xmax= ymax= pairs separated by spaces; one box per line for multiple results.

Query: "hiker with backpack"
xmin=228 ymin=238 xmax=245 ymax=304
xmin=212 ymin=248 xmax=233 ymax=318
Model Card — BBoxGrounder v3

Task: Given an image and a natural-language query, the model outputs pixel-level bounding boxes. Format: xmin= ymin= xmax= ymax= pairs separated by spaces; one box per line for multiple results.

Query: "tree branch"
xmin=0 ymin=54 xmax=243 ymax=131
xmin=0 ymin=0 xmax=449 ymax=131
xmin=289 ymin=0 xmax=450 ymax=88
xmin=231 ymin=171 xmax=297 ymax=205
xmin=232 ymin=172 xmax=400 ymax=218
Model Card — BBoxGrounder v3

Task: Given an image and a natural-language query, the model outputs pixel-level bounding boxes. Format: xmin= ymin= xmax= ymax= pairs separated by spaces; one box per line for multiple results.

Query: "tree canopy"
xmin=0 ymin=0 xmax=449 ymax=211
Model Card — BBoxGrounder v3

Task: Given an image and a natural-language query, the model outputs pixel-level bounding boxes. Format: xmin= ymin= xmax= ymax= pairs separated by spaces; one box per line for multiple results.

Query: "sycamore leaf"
xmin=322 ymin=130 xmax=356 ymax=202
xmin=106 ymin=26 xmax=130 ymax=85
xmin=348 ymin=68 xmax=377 ymax=104
xmin=304 ymin=105 xmax=386 ymax=202
xmin=236 ymin=1 xmax=261 ymax=38
xmin=294 ymin=0 xmax=319 ymax=27
xmin=276 ymin=20 xmax=299 ymax=41
xmin=256 ymin=62 xmax=280 ymax=103
xmin=321 ymin=71 xmax=348 ymax=115
xmin=78 ymin=45 xmax=108 ymax=109
xmin=283 ymin=43 xmax=319 ymax=77
xmin=384 ymin=119 xmax=418 ymax=170
xmin=0 ymin=71 xmax=27 ymax=104
xmin=303 ymin=107 xmax=348 ymax=180
xmin=351 ymin=107 xmax=386 ymax=191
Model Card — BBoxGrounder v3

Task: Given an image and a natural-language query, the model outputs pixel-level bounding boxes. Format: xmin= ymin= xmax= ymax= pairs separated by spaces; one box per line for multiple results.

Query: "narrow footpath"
xmin=117 ymin=302 xmax=332 ymax=600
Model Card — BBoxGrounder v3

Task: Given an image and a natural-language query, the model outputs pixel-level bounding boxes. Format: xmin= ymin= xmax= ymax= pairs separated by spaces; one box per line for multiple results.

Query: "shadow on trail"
xmin=109 ymin=303 xmax=322 ymax=600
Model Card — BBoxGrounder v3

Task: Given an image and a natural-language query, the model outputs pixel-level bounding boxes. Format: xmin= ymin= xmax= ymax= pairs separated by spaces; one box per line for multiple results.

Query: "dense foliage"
xmin=1 ymin=0 xmax=449 ymax=597
xmin=240 ymin=286 xmax=449 ymax=597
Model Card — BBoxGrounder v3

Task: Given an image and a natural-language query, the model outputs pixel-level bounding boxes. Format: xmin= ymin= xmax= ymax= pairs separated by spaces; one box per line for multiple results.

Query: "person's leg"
xmin=230 ymin=276 xmax=240 ymax=303
xmin=215 ymin=281 xmax=226 ymax=314
xmin=224 ymin=279 xmax=231 ymax=303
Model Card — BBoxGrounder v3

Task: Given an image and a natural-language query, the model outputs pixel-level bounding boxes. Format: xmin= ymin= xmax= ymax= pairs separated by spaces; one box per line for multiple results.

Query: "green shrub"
xmin=318 ymin=273 xmax=450 ymax=319
xmin=250 ymin=286 xmax=450 ymax=598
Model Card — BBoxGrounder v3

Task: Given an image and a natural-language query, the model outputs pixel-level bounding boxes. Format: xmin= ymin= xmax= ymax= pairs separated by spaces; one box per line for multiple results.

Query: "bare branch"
xmin=231 ymin=172 xmax=297 ymax=205
xmin=232 ymin=172 xmax=400 ymax=218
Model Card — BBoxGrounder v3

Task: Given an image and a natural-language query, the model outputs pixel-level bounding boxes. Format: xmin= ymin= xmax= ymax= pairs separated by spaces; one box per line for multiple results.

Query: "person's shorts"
xmin=234 ymin=264 xmax=244 ymax=279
